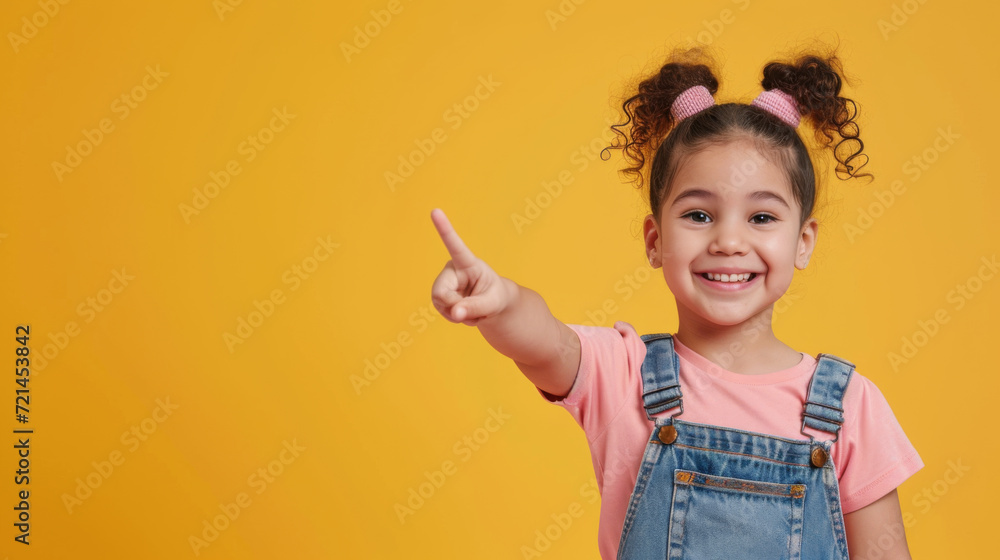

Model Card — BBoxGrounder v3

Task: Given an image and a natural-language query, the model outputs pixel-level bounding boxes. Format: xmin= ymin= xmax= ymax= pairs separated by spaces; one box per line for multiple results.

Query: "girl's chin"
xmin=679 ymin=303 xmax=777 ymax=329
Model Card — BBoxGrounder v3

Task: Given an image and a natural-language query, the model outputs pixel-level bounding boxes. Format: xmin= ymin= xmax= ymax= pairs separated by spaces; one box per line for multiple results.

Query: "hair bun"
xmin=602 ymin=46 xmax=721 ymax=190
xmin=760 ymin=54 xmax=870 ymax=180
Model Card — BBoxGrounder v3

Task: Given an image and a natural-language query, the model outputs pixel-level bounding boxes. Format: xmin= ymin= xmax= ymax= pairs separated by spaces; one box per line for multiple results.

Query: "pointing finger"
xmin=431 ymin=208 xmax=477 ymax=267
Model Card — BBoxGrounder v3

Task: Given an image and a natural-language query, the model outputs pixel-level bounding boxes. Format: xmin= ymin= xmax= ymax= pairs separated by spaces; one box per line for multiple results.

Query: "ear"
xmin=643 ymin=213 xmax=661 ymax=268
xmin=795 ymin=217 xmax=818 ymax=270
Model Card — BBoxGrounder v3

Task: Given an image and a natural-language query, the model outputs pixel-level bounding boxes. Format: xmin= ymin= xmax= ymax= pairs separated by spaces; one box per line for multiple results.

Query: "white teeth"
xmin=703 ymin=272 xmax=754 ymax=283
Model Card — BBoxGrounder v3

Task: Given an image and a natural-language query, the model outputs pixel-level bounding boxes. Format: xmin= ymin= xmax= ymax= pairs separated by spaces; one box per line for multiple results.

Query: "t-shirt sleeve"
xmin=833 ymin=371 xmax=924 ymax=514
xmin=534 ymin=321 xmax=645 ymax=442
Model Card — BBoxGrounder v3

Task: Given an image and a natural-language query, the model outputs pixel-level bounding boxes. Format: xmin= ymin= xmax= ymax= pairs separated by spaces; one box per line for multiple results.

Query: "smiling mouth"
xmin=700 ymin=272 xmax=758 ymax=283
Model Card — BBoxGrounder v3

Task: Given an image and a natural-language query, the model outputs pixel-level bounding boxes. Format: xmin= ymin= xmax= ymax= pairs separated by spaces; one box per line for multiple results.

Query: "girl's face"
xmin=643 ymin=139 xmax=818 ymax=331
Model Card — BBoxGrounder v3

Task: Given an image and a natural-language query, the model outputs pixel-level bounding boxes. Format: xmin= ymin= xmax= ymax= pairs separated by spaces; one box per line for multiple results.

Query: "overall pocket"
xmin=667 ymin=470 xmax=805 ymax=560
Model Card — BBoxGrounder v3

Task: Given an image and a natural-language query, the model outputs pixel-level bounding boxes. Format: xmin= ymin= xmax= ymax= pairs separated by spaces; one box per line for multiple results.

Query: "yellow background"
xmin=1 ymin=0 xmax=997 ymax=558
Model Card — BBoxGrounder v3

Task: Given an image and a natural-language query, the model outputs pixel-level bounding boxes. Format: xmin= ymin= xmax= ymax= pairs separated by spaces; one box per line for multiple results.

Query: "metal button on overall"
xmin=616 ymin=333 xmax=855 ymax=560
xmin=658 ymin=425 xmax=677 ymax=444
xmin=811 ymin=446 xmax=829 ymax=467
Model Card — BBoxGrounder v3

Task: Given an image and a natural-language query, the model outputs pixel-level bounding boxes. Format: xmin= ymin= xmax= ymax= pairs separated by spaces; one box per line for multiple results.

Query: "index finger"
xmin=430 ymin=208 xmax=477 ymax=267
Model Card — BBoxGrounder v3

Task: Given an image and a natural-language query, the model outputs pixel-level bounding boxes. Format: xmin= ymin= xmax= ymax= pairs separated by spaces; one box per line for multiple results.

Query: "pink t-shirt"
xmin=536 ymin=320 xmax=924 ymax=560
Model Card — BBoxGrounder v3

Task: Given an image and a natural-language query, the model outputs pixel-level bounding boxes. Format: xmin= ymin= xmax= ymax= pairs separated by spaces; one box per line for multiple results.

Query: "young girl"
xmin=429 ymin=46 xmax=923 ymax=560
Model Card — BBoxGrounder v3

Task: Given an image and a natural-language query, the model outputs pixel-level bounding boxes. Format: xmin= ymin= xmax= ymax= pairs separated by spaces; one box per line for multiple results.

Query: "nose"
xmin=708 ymin=218 xmax=749 ymax=256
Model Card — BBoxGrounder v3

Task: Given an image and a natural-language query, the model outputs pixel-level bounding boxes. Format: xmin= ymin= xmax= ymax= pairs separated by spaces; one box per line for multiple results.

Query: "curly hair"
xmin=601 ymin=45 xmax=872 ymax=225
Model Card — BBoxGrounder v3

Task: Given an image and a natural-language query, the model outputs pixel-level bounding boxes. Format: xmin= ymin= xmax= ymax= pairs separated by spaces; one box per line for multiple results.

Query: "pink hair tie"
xmin=671 ymin=85 xmax=715 ymax=121
xmin=751 ymin=89 xmax=800 ymax=127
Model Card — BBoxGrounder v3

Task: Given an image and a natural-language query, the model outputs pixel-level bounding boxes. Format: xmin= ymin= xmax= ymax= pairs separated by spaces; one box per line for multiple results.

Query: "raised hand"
xmin=430 ymin=208 xmax=514 ymax=327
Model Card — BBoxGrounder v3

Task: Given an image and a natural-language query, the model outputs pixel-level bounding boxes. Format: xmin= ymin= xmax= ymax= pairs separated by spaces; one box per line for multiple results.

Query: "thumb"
xmin=453 ymin=295 xmax=493 ymax=322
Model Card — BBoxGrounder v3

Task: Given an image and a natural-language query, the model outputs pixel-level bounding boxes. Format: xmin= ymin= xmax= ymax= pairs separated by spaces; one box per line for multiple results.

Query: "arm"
xmin=430 ymin=209 xmax=580 ymax=398
xmin=844 ymin=488 xmax=912 ymax=560
xmin=476 ymin=279 xmax=580 ymax=398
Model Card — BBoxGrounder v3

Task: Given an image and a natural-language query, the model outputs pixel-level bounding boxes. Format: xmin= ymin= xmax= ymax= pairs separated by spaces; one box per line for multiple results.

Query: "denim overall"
xmin=617 ymin=333 xmax=854 ymax=560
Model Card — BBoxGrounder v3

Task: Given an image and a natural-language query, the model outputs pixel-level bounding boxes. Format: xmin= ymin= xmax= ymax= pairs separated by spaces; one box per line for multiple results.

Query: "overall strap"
xmin=639 ymin=333 xmax=683 ymax=421
xmin=801 ymin=353 xmax=856 ymax=442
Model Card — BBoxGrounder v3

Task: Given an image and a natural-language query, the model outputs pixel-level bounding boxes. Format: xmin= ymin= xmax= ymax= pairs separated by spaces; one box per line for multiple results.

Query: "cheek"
xmin=660 ymin=247 xmax=694 ymax=278
xmin=660 ymin=230 xmax=697 ymax=259
xmin=759 ymin=236 xmax=801 ymax=266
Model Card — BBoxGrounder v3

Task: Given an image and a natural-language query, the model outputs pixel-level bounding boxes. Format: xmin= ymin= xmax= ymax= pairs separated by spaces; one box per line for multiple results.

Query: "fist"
xmin=430 ymin=208 xmax=512 ymax=327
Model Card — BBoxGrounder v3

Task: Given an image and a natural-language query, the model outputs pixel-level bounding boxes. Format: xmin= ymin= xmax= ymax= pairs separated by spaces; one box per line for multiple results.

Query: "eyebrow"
xmin=671 ymin=188 xmax=790 ymax=210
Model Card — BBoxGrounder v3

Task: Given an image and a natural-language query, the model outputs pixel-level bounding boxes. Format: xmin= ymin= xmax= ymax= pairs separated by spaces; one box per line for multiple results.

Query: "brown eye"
xmin=750 ymin=213 xmax=776 ymax=224
xmin=683 ymin=211 xmax=711 ymax=223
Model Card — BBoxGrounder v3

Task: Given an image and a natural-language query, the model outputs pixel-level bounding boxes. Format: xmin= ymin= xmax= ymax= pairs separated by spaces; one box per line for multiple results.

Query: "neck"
xmin=673 ymin=303 xmax=802 ymax=375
